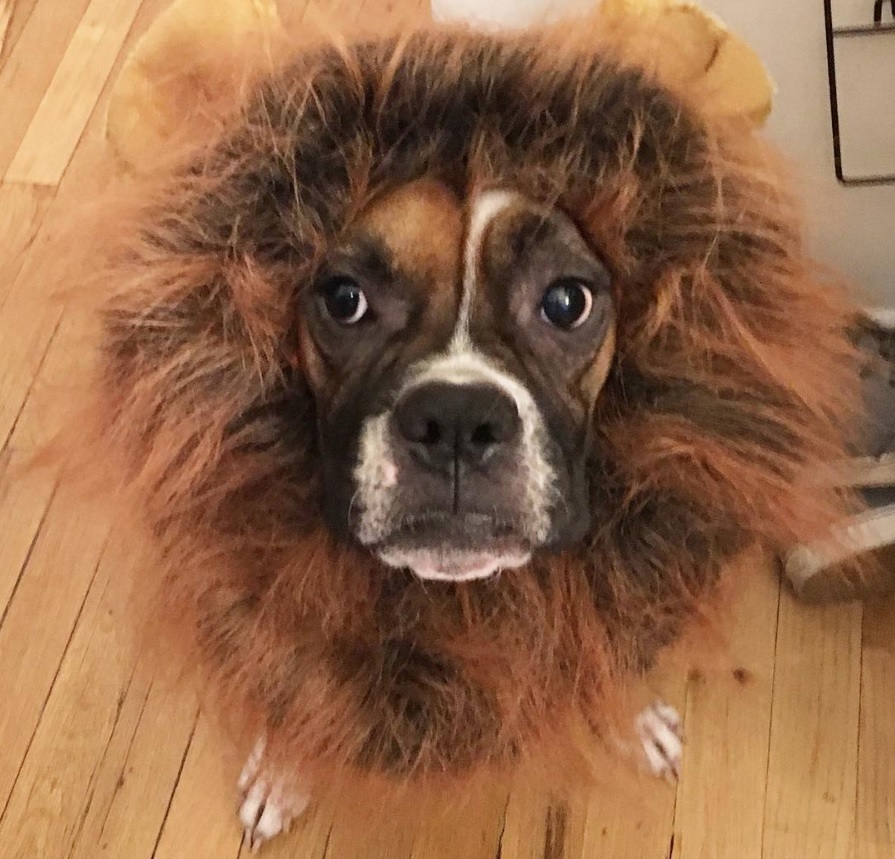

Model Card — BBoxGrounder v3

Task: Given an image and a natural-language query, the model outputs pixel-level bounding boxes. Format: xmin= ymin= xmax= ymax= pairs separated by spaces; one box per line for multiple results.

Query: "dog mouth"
xmin=372 ymin=513 xmax=532 ymax=582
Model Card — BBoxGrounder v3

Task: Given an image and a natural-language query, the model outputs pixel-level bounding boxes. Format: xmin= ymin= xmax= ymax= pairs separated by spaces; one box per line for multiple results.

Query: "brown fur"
xmin=63 ymin=14 xmax=863 ymax=802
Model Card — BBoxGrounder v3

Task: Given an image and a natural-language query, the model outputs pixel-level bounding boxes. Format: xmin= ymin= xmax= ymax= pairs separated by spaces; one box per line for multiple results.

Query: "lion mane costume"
xmin=73 ymin=1 xmax=860 ymax=817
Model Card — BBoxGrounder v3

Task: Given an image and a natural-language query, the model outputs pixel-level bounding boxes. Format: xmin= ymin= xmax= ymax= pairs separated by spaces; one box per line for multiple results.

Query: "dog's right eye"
xmin=320 ymin=277 xmax=368 ymax=325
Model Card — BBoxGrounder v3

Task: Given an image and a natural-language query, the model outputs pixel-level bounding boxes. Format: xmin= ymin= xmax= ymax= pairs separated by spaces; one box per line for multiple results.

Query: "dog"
xmin=78 ymin=20 xmax=861 ymax=850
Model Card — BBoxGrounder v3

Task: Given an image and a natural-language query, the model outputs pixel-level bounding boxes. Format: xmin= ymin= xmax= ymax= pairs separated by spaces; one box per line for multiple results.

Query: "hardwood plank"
xmin=66 ymin=661 xmax=154 ymax=858
xmin=0 ymin=534 xmax=136 ymax=858
xmin=0 ymin=318 xmax=91 ymax=629
xmin=407 ymin=789 xmax=508 ymax=859
xmin=0 ymin=255 xmax=61 ymax=450
xmin=0 ymin=208 xmax=89 ymax=456
xmin=37 ymin=251 xmax=196 ymax=835
xmin=0 ymin=450 xmax=56 ymax=620
xmin=0 ymin=0 xmax=41 ymax=69
xmin=3 ymin=315 xmax=92 ymax=459
xmin=672 ymin=562 xmax=779 ymax=859
xmin=500 ymin=784 xmax=553 ymax=859
xmin=0 ymin=0 xmax=182 ymax=451
xmin=0 ymin=183 xmax=54 ymax=311
xmin=762 ymin=593 xmax=862 ymax=859
xmin=0 ymin=0 xmax=92 ymax=175
xmin=575 ymin=763 xmax=677 ymax=859
xmin=0 ymin=482 xmax=110 ymax=814
xmin=69 ymin=673 xmax=198 ymax=859
xmin=152 ymin=715 xmax=242 ymax=859
xmin=501 ymin=785 xmax=580 ymax=859
xmin=0 ymin=175 xmax=98 ymax=455
xmin=5 ymin=0 xmax=144 ymax=186
xmin=324 ymin=801 xmax=418 ymax=859
xmin=855 ymin=596 xmax=895 ymax=859
xmin=0 ymin=1 xmax=11 ymax=64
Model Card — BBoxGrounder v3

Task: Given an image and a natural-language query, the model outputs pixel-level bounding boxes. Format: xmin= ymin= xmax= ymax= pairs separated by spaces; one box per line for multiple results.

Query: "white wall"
xmin=703 ymin=0 xmax=895 ymax=307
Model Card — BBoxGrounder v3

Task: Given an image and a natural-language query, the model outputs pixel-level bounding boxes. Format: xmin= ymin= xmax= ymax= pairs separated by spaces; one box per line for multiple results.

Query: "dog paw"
xmin=635 ymin=699 xmax=683 ymax=782
xmin=237 ymin=739 xmax=309 ymax=852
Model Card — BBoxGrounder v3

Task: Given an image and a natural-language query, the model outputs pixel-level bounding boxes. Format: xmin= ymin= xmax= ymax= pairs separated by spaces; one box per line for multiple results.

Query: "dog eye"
xmin=540 ymin=278 xmax=594 ymax=330
xmin=320 ymin=277 xmax=368 ymax=324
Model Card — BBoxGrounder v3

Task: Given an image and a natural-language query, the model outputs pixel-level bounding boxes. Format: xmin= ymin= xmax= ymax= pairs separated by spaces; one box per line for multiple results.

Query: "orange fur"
xmin=52 ymin=13 xmax=864 ymax=806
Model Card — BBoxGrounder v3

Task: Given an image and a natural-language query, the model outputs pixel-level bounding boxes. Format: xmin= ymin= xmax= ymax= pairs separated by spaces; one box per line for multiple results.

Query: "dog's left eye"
xmin=320 ymin=277 xmax=368 ymax=324
xmin=540 ymin=278 xmax=594 ymax=330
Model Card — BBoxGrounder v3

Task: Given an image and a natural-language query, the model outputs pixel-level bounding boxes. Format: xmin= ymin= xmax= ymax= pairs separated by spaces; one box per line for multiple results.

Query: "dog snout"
xmin=393 ymin=382 xmax=521 ymax=473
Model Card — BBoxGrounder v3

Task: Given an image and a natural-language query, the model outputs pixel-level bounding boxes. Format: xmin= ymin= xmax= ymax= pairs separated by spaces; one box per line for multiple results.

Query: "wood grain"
xmin=152 ymin=715 xmax=243 ymax=859
xmin=672 ymin=564 xmax=780 ymax=859
xmin=408 ymin=789 xmax=508 ymax=859
xmin=0 ymin=451 xmax=56 ymax=619
xmin=0 ymin=535 xmax=136 ymax=858
xmin=0 ymin=1 xmax=11 ymax=58
xmin=0 ymin=483 xmax=110 ymax=814
xmin=0 ymin=0 xmax=171 ymax=451
xmin=65 ymin=663 xmax=195 ymax=859
xmin=500 ymin=784 xmax=555 ymax=859
xmin=0 ymin=0 xmax=92 ymax=175
xmin=856 ymin=597 xmax=895 ymax=859
xmin=0 ymin=0 xmax=42 ymax=69
xmin=0 ymin=183 xmax=53 ymax=310
xmin=762 ymin=593 xmax=862 ymax=859
xmin=5 ymin=0 xmax=144 ymax=185
xmin=576 ymin=748 xmax=678 ymax=859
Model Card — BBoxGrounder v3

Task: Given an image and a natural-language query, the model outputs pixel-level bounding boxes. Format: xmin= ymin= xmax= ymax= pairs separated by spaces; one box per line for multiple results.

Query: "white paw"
xmin=635 ymin=700 xmax=683 ymax=783
xmin=237 ymin=739 xmax=310 ymax=852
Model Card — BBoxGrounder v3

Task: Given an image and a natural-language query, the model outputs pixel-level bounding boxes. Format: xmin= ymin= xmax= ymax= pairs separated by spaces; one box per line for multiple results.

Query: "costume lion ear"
xmin=106 ymin=0 xmax=773 ymax=173
xmin=601 ymin=0 xmax=775 ymax=126
xmin=105 ymin=0 xmax=283 ymax=172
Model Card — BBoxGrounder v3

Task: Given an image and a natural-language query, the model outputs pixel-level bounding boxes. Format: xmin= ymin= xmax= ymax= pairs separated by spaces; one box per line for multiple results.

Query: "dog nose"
xmin=393 ymin=382 xmax=521 ymax=471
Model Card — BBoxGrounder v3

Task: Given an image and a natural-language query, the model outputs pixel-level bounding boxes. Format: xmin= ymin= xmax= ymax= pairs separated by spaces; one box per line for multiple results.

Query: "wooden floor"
xmin=1 ymin=0 xmax=893 ymax=856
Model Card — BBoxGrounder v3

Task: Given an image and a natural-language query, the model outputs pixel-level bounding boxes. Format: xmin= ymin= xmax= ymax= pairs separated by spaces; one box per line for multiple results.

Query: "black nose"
xmin=393 ymin=382 xmax=522 ymax=472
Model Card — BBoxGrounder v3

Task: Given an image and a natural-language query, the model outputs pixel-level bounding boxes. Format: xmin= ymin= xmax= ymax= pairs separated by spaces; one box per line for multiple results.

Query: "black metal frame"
xmin=824 ymin=0 xmax=895 ymax=185
xmin=874 ymin=0 xmax=895 ymax=24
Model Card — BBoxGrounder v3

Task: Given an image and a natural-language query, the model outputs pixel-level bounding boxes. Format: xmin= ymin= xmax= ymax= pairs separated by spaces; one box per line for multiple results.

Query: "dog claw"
xmin=237 ymin=738 xmax=309 ymax=850
xmin=636 ymin=699 xmax=683 ymax=783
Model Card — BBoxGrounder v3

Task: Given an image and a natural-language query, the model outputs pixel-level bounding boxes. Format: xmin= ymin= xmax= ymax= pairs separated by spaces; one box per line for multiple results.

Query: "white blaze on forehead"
xmin=454 ymin=189 xmax=518 ymax=351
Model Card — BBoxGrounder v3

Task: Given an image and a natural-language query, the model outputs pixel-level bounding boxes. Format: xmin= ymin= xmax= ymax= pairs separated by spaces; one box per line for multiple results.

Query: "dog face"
xmin=299 ymin=181 xmax=616 ymax=581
